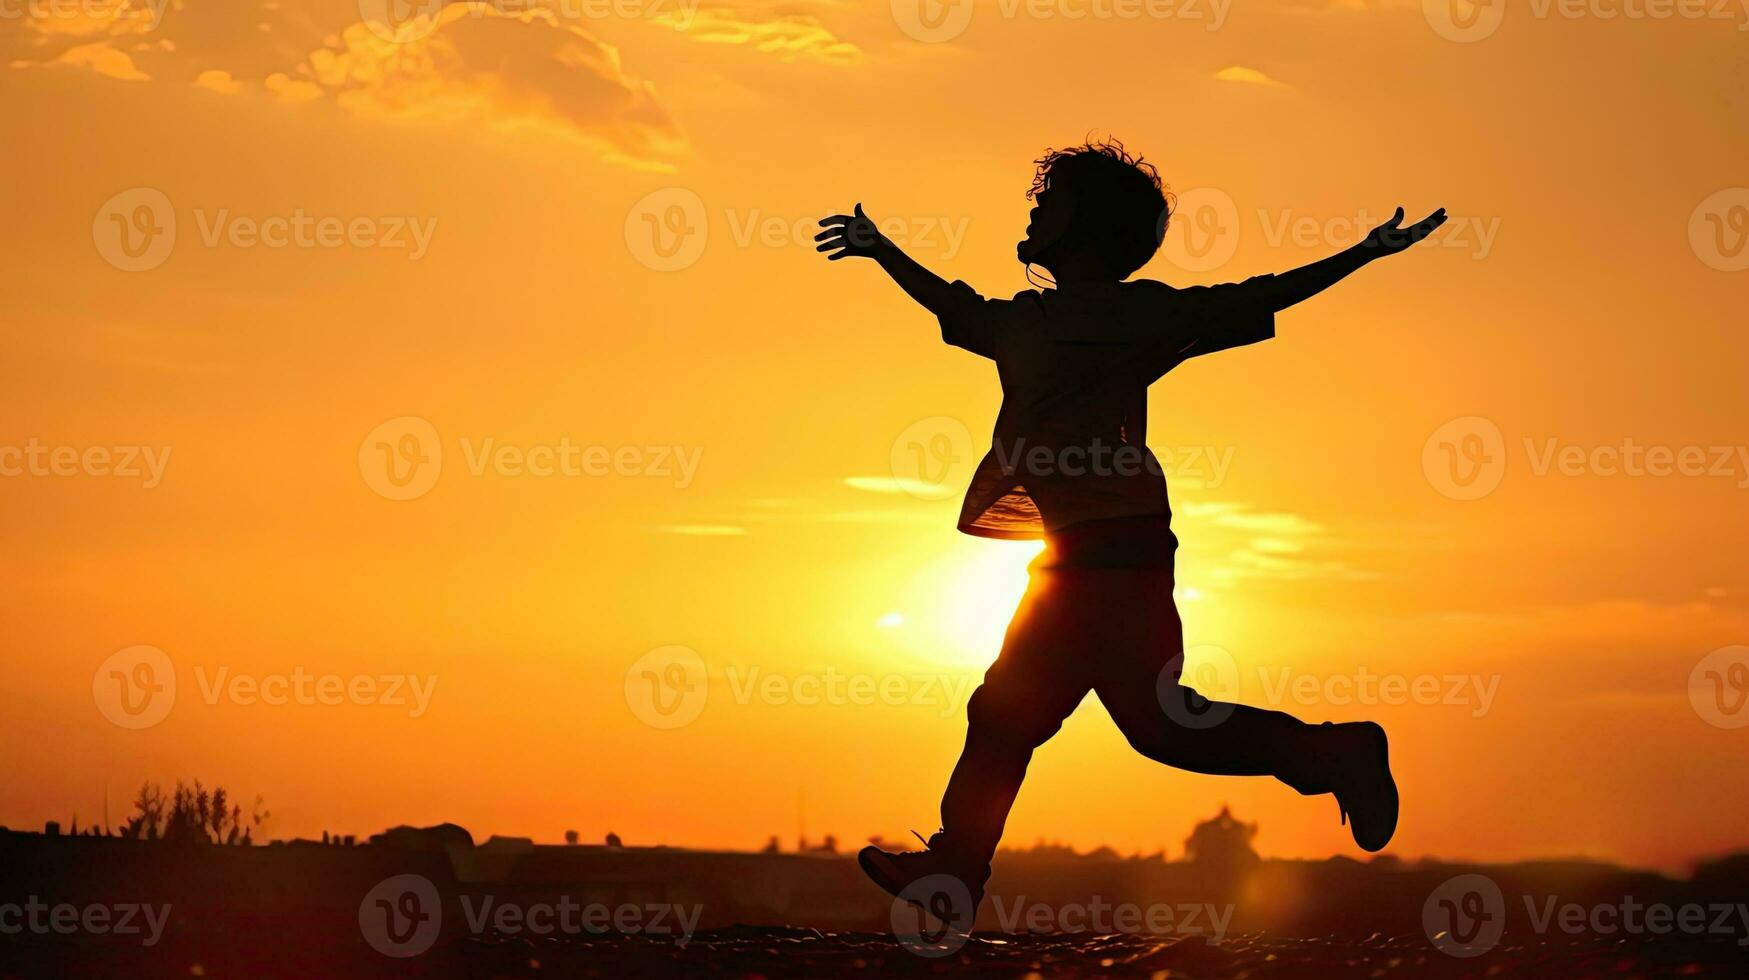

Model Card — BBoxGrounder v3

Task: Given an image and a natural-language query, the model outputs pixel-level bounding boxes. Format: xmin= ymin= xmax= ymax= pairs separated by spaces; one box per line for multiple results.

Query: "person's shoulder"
xmin=978 ymin=287 xmax=1044 ymax=318
xmin=1120 ymin=277 xmax=1252 ymax=308
xmin=1120 ymin=278 xmax=1191 ymax=296
xmin=1117 ymin=277 xmax=1187 ymax=310
xmin=948 ymin=281 xmax=1040 ymax=310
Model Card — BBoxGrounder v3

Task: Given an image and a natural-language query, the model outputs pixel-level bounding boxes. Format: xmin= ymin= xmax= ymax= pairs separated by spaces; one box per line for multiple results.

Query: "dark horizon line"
xmin=10 ymin=818 xmax=1746 ymax=877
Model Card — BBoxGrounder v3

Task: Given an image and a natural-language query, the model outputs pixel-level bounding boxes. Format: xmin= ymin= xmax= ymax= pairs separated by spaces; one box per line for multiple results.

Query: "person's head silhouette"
xmin=1018 ymin=139 xmax=1171 ymax=286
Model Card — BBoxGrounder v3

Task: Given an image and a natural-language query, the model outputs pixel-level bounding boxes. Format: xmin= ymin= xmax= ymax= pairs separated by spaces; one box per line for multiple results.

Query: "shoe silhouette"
xmin=858 ymin=831 xmax=988 ymax=931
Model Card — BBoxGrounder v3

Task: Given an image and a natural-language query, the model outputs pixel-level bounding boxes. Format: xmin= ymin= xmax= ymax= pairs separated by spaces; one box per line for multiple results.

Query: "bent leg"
xmin=1090 ymin=575 xmax=1398 ymax=847
xmin=1089 ymin=566 xmax=1331 ymax=795
xmin=1099 ymin=678 xmax=1330 ymax=794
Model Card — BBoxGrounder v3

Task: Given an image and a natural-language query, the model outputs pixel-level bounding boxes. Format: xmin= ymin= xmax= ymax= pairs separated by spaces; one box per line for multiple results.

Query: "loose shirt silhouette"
xmin=938 ymin=275 xmax=1278 ymax=538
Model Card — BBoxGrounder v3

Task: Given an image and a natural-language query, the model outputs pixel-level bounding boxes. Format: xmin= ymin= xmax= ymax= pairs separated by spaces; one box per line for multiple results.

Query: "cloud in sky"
xmin=647 ymin=6 xmax=859 ymax=63
xmin=4 ymin=2 xmax=687 ymax=167
xmin=842 ymin=474 xmax=954 ymax=497
xmin=294 ymin=7 xmax=687 ymax=166
xmin=1174 ymin=500 xmax=1369 ymax=584
xmin=9 ymin=0 xmax=166 ymax=39
xmin=653 ymin=524 xmax=751 ymax=535
xmin=193 ymin=67 xmax=240 ymax=94
xmin=2 ymin=0 xmax=865 ymax=168
xmin=38 ymin=39 xmax=150 ymax=80
xmin=1212 ymin=65 xmax=1289 ymax=89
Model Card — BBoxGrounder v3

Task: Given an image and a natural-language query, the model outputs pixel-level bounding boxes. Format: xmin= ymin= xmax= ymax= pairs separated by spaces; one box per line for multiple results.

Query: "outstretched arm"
xmin=816 ymin=204 xmax=961 ymax=317
xmin=1261 ymin=207 xmax=1447 ymax=312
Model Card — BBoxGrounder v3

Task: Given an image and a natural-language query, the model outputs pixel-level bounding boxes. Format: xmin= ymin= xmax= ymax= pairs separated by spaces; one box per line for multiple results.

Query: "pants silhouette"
xmin=941 ymin=516 xmax=1326 ymax=863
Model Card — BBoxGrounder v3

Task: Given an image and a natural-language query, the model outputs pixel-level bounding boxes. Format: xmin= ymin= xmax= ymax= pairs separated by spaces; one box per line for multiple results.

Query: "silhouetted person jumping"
xmin=816 ymin=139 xmax=1445 ymax=926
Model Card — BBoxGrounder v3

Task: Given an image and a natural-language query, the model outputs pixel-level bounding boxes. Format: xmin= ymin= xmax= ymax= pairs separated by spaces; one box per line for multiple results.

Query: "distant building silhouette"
xmin=1183 ymin=805 xmax=1260 ymax=872
xmin=369 ymin=823 xmax=473 ymax=851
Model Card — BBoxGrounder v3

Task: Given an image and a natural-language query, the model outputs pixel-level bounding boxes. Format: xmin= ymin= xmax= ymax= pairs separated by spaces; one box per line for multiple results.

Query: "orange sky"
xmin=2 ymin=0 xmax=1747 ymax=870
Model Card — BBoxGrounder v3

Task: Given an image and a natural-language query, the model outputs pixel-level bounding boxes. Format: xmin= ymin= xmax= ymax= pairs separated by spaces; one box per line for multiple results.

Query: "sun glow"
xmin=883 ymin=539 xmax=1043 ymax=668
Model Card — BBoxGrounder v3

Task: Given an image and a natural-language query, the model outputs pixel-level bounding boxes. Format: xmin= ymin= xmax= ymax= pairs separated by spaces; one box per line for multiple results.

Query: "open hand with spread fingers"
xmin=1363 ymin=206 xmax=1447 ymax=258
xmin=815 ymin=203 xmax=890 ymax=260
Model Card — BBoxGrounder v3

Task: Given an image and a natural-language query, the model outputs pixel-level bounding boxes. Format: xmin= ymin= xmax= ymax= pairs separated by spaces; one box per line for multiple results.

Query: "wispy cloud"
xmin=648 ymin=7 xmax=859 ymax=64
xmin=843 ymin=474 xmax=954 ymax=497
xmin=193 ymin=68 xmax=240 ymax=94
xmin=1177 ymin=500 xmax=1367 ymax=584
xmin=1178 ymin=501 xmax=1322 ymax=535
xmin=653 ymin=524 xmax=750 ymax=536
xmin=42 ymin=40 xmax=150 ymax=80
xmin=1213 ymin=65 xmax=1289 ymax=89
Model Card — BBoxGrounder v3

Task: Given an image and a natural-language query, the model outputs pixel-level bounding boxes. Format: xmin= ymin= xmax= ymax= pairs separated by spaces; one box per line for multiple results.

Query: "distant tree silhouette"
xmin=121 ymin=783 xmax=164 ymax=840
xmin=119 ymin=780 xmax=267 ymax=845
